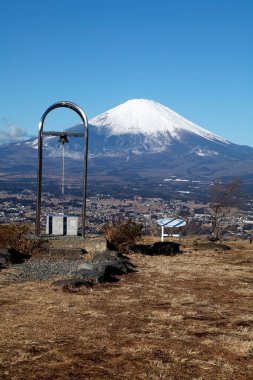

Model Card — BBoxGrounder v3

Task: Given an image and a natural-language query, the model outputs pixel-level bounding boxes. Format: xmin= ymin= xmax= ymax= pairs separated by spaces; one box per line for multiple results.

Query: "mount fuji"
xmin=91 ymin=99 xmax=227 ymax=141
xmin=1 ymin=99 xmax=253 ymax=196
xmin=87 ymin=99 xmax=229 ymax=156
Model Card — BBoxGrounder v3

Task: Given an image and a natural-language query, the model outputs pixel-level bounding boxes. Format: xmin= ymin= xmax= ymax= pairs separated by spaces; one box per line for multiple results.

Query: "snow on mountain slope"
xmin=90 ymin=99 xmax=229 ymax=144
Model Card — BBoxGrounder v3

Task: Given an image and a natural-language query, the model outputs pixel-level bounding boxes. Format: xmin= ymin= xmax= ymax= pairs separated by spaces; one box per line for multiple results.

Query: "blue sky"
xmin=0 ymin=0 xmax=252 ymax=145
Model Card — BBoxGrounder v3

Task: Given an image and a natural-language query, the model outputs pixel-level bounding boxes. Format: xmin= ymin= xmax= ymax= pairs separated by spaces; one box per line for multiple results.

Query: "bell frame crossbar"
xmin=35 ymin=101 xmax=88 ymax=238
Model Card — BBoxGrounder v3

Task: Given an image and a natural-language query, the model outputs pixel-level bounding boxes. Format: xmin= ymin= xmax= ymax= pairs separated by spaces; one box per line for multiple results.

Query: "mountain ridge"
xmin=1 ymin=98 xmax=253 ymax=197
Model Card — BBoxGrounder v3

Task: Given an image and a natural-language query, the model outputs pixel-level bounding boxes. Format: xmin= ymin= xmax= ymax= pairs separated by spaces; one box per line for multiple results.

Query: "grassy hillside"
xmin=0 ymin=239 xmax=253 ymax=379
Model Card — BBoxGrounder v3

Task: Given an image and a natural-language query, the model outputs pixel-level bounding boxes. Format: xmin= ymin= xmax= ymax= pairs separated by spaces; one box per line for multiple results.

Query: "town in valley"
xmin=1 ymin=174 xmax=253 ymax=239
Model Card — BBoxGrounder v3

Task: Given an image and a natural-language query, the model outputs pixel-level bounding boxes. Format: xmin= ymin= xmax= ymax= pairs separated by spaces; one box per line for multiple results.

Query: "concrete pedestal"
xmin=46 ymin=215 xmax=78 ymax=236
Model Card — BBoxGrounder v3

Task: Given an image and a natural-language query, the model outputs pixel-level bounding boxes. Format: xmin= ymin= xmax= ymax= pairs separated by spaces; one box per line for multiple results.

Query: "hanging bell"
xmin=58 ymin=134 xmax=69 ymax=145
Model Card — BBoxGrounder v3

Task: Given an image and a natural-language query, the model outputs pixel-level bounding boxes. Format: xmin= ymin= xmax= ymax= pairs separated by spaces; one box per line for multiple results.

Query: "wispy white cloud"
xmin=0 ymin=125 xmax=28 ymax=144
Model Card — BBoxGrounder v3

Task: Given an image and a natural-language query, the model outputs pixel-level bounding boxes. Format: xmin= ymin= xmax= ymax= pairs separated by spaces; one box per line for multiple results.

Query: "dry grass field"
xmin=0 ymin=239 xmax=253 ymax=379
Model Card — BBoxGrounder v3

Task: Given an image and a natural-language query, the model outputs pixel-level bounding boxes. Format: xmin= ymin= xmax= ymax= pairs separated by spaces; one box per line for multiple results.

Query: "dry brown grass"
xmin=0 ymin=238 xmax=253 ymax=379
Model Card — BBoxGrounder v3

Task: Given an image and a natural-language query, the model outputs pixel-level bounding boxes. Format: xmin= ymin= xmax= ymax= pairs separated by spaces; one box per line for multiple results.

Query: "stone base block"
xmin=46 ymin=215 xmax=78 ymax=236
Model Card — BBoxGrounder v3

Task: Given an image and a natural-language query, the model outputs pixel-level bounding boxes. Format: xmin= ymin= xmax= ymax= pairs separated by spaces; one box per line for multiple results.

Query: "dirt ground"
xmin=0 ymin=239 xmax=253 ymax=379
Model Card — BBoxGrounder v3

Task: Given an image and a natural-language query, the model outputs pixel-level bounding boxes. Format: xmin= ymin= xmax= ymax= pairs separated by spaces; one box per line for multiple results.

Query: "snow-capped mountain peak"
xmin=90 ymin=99 xmax=228 ymax=144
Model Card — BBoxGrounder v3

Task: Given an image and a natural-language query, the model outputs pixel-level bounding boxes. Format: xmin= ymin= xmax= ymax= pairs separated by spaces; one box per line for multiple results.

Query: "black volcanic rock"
xmin=51 ymin=250 xmax=137 ymax=289
xmin=133 ymin=242 xmax=180 ymax=255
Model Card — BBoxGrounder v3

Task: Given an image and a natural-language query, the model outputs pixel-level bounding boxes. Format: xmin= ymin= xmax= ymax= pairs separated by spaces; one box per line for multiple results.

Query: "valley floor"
xmin=0 ymin=239 xmax=253 ymax=379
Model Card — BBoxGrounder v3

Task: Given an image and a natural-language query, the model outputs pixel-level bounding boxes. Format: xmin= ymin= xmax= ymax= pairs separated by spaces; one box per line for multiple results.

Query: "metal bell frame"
xmin=35 ymin=101 xmax=89 ymax=238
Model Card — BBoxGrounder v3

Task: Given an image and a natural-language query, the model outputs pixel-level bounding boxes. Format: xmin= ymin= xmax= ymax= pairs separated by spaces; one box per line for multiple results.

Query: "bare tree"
xmin=181 ymin=219 xmax=203 ymax=236
xmin=209 ymin=178 xmax=242 ymax=240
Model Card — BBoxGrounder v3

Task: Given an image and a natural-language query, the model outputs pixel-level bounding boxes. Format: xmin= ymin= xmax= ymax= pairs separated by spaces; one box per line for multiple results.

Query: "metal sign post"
xmin=157 ymin=218 xmax=186 ymax=242
xmin=35 ymin=101 xmax=88 ymax=238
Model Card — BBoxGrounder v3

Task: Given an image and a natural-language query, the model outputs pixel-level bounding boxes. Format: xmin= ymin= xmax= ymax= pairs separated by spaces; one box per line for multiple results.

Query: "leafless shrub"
xmin=103 ymin=218 xmax=143 ymax=253
xmin=0 ymin=223 xmax=47 ymax=255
